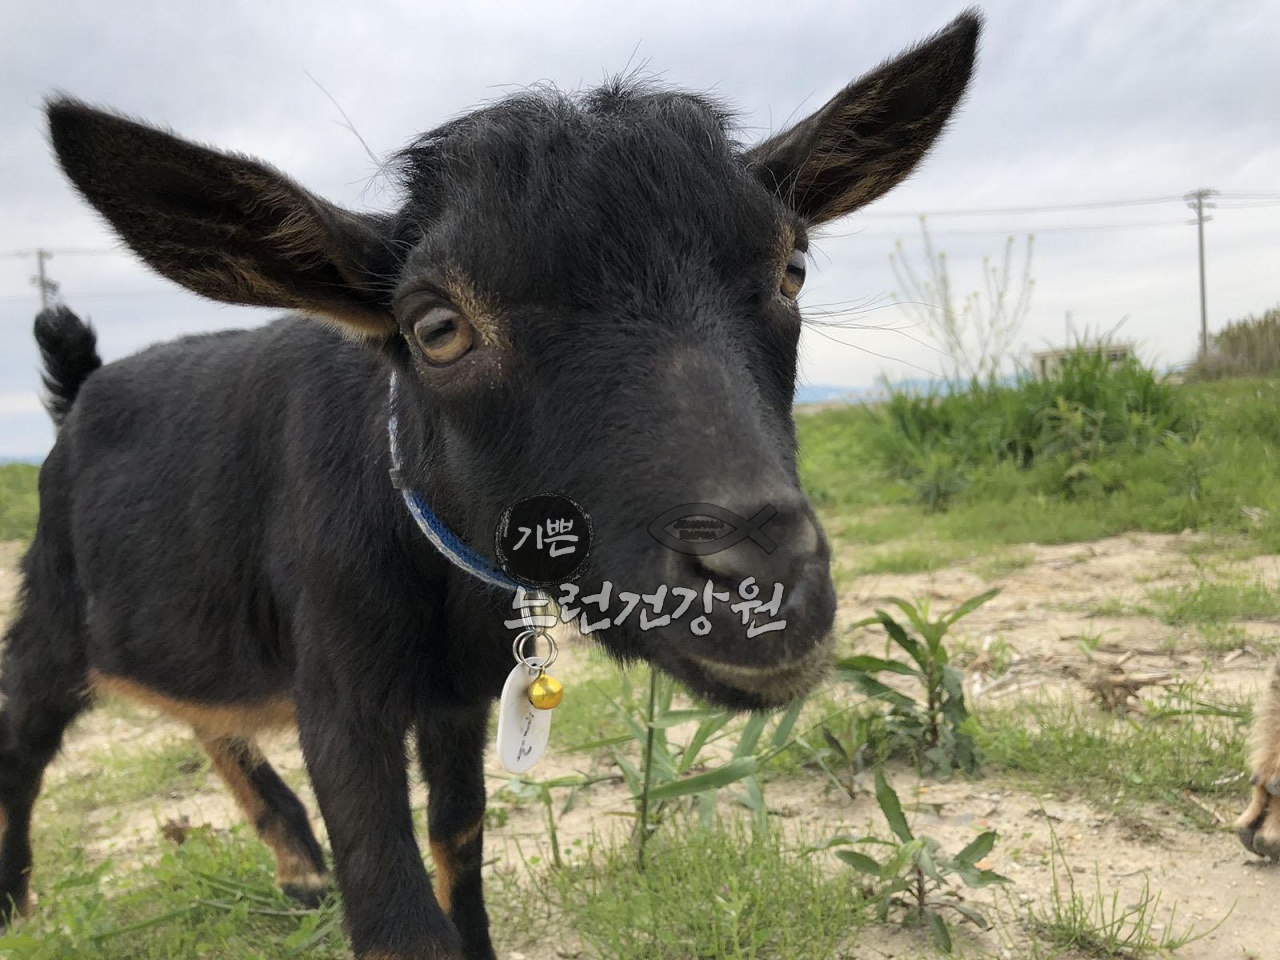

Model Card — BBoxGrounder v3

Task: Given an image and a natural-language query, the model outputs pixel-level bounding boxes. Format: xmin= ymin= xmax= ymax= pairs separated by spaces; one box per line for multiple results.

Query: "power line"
xmin=859 ymin=192 xmax=1279 ymax=219
xmin=0 ymin=288 xmax=177 ymax=305
xmin=2 ymin=190 xmax=1276 ymax=255
xmin=840 ymin=219 xmax=1189 ymax=239
xmin=0 ymin=247 xmax=117 ymax=259
xmin=1214 ymin=200 xmax=1280 ymax=209
xmin=858 ymin=195 xmax=1188 ymax=218
xmin=1 ymin=186 xmax=1275 ymax=306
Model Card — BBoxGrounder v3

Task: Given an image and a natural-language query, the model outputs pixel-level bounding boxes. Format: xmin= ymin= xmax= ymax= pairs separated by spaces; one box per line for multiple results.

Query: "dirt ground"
xmin=1 ymin=533 xmax=1277 ymax=959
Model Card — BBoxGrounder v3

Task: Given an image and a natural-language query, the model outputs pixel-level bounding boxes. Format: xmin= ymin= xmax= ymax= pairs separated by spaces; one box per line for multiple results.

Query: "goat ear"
xmin=47 ymin=99 xmax=396 ymax=338
xmin=748 ymin=11 xmax=981 ymax=225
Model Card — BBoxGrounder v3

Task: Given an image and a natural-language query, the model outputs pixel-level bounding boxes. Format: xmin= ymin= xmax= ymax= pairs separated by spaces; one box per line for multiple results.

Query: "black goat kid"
xmin=3 ymin=13 xmax=980 ymax=959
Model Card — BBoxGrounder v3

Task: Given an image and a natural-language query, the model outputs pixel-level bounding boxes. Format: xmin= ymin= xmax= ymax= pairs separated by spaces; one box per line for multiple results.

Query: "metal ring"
xmin=519 ymin=589 xmax=553 ymax=631
xmin=511 ymin=628 xmax=559 ymax=670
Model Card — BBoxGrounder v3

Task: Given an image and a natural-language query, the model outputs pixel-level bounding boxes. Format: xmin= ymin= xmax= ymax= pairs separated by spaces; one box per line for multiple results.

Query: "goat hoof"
xmin=281 ymin=879 xmax=330 ymax=908
xmin=1239 ymin=814 xmax=1280 ymax=860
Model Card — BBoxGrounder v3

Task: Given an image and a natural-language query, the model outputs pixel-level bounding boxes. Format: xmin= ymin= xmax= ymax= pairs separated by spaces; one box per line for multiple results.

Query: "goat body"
xmin=3 ymin=14 xmax=982 ymax=958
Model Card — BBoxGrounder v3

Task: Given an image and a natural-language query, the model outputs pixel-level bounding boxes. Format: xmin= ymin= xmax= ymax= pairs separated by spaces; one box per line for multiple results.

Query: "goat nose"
xmin=665 ymin=489 xmax=825 ymax=593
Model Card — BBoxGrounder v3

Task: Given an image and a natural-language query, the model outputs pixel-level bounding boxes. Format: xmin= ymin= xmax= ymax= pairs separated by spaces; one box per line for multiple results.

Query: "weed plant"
xmin=822 ymin=770 xmax=1007 ymax=953
xmin=836 ymin=591 xmax=994 ymax=777
xmin=1191 ymin=303 xmax=1280 ymax=380
xmin=1029 ymin=815 xmax=1223 ymax=957
xmin=865 ymin=347 xmax=1197 ymax=510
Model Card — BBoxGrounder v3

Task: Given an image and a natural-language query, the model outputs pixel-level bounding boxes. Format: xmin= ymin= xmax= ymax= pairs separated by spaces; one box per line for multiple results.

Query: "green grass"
xmin=544 ymin=822 xmax=866 ymax=960
xmin=1190 ymin=302 xmax=1280 ymax=379
xmin=796 ymin=409 xmax=895 ymax=517
xmin=50 ymin=735 xmax=211 ymax=815
xmin=545 ymin=649 xmax=635 ymax=751
xmin=1085 ymin=574 xmax=1280 ymax=647
xmin=1029 ymin=822 xmax=1222 ymax=958
xmin=7 ymin=375 xmax=1280 ymax=558
xmin=796 ymin=377 xmax=1280 ymax=559
xmin=850 ymin=540 xmax=973 ymax=576
xmin=1145 ymin=577 xmax=1280 ymax=626
xmin=1194 ymin=622 xmax=1279 ymax=654
xmin=9 ymin=818 xmax=548 ymax=960
xmin=0 ymin=463 xmax=39 ymax=542
xmin=862 ymin=348 xmax=1197 ymax=510
xmin=977 ymin=693 xmax=1250 ymax=827
xmin=4 ymin=827 xmax=348 ymax=960
xmin=971 ymin=548 xmax=1036 ymax=581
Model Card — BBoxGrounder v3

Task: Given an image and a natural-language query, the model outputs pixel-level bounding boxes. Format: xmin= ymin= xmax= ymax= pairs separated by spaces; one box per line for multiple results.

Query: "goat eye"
xmin=781 ymin=249 xmax=807 ymax=300
xmin=412 ymin=307 xmax=474 ymax=364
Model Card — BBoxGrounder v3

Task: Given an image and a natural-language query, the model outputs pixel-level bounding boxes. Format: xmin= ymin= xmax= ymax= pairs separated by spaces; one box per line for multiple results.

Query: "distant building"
xmin=1031 ymin=343 xmax=1135 ymax=380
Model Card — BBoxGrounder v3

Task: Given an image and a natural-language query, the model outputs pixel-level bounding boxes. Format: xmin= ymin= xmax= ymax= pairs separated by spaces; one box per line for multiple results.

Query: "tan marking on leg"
xmin=427 ymin=839 xmax=454 ymax=916
xmin=428 ymin=819 xmax=483 ymax=917
xmin=1240 ymin=782 xmax=1280 ymax=858
xmin=199 ymin=736 xmax=324 ymax=890
xmin=1249 ymin=664 xmax=1280 ymax=778
xmin=1243 ymin=664 xmax=1280 ymax=818
xmin=261 ymin=821 xmax=327 ymax=891
xmin=90 ymin=671 xmax=295 ymax=736
xmin=200 ymin=736 xmax=268 ymax=822
xmin=1239 ymin=664 xmax=1280 ymax=854
xmin=1238 ymin=784 xmax=1269 ymax=831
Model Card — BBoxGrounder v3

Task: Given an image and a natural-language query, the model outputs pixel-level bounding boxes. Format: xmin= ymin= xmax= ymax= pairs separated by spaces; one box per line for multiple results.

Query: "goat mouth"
xmin=671 ymin=633 xmax=834 ymax=708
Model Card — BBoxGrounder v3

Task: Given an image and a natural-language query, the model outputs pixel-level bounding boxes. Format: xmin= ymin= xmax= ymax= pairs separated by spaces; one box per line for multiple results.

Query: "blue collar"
xmin=387 ymin=372 xmax=519 ymax=592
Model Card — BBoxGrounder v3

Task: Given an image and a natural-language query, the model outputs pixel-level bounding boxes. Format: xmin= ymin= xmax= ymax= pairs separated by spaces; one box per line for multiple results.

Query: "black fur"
xmin=4 ymin=14 xmax=981 ymax=959
xmin=33 ymin=305 xmax=101 ymax=427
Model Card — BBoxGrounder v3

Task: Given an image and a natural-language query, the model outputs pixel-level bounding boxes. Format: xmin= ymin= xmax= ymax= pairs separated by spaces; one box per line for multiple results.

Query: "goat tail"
xmin=34 ymin=305 xmax=102 ymax=427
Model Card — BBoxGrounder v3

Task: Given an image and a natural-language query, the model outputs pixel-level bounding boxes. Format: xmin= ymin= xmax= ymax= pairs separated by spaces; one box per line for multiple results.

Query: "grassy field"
xmin=801 ymin=373 xmax=1280 ymax=567
xmin=2 ymin=363 xmax=1279 ymax=958
xmin=0 ymin=464 xmax=38 ymax=542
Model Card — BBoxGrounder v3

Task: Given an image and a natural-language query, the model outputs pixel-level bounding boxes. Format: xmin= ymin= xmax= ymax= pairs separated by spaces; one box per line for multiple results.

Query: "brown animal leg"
xmin=418 ymin=704 xmax=495 ymax=960
xmin=199 ymin=735 xmax=328 ymax=903
xmin=1238 ymin=664 xmax=1280 ymax=858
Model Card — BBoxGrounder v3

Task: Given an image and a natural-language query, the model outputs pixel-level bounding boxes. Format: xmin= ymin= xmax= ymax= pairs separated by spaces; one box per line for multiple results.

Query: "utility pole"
xmin=30 ymin=248 xmax=59 ymax=308
xmin=1185 ymin=189 xmax=1217 ymax=358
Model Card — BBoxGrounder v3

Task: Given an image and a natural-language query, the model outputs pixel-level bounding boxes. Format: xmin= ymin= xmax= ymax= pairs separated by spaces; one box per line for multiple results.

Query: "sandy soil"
xmin=1 ymin=533 xmax=1277 ymax=959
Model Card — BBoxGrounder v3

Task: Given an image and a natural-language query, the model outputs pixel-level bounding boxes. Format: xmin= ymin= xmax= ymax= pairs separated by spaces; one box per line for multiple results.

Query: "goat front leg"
xmin=418 ymin=704 xmax=496 ymax=960
xmin=1239 ymin=663 xmax=1280 ymax=859
xmin=297 ymin=673 xmax=460 ymax=959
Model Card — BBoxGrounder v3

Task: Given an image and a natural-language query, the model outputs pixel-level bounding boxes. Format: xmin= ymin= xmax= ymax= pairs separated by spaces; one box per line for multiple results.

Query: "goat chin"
xmin=549 ymin=604 xmax=833 ymax=708
xmin=683 ymin=636 xmax=834 ymax=706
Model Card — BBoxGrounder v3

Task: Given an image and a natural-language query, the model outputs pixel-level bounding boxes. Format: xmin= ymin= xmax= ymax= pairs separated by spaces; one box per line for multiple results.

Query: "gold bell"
xmin=527 ymin=671 xmax=564 ymax=710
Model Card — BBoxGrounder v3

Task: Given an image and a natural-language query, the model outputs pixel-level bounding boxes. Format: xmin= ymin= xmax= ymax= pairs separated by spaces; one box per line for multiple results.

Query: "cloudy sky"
xmin=2 ymin=0 xmax=1277 ymax=458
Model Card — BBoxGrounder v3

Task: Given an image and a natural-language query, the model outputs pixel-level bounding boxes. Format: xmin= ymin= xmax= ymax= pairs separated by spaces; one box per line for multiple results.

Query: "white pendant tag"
xmin=496 ymin=658 xmax=551 ymax=773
